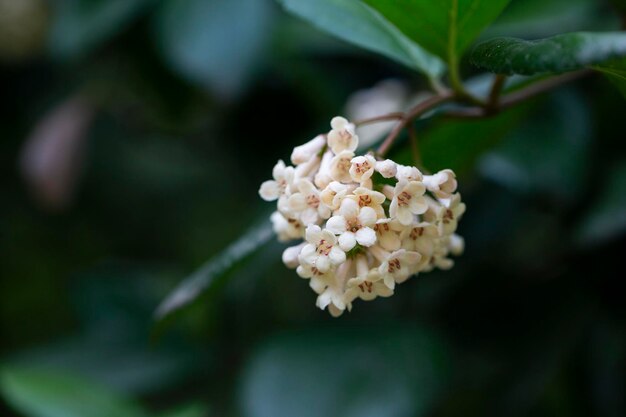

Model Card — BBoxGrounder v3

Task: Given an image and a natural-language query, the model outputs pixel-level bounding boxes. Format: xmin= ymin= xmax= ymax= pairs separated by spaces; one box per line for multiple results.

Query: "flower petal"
xmin=326 ymin=216 xmax=347 ymax=234
xmin=259 ymin=180 xmax=279 ymax=201
xmin=355 ymin=227 xmax=376 ymax=247
xmin=338 ymin=232 xmax=357 ymax=251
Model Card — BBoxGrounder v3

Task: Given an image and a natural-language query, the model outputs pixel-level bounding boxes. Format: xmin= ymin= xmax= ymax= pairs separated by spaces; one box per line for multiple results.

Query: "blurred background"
xmin=0 ymin=0 xmax=624 ymax=416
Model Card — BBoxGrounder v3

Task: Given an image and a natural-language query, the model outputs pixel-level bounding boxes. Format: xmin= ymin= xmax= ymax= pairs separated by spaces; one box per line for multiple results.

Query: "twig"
xmin=377 ymin=92 xmax=454 ymax=156
xmin=354 ymin=112 xmax=404 ymax=126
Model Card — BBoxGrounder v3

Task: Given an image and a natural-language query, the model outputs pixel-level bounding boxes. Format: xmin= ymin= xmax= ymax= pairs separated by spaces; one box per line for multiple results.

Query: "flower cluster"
xmin=259 ymin=117 xmax=465 ymax=317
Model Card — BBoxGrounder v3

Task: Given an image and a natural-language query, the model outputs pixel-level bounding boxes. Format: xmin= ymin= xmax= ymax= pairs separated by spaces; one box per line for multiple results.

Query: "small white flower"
xmin=447 ymin=233 xmax=465 ymax=256
xmin=291 ymin=135 xmax=326 ymax=165
xmin=389 ymin=180 xmax=428 ymax=225
xmin=346 ymin=256 xmax=393 ymax=302
xmin=370 ymin=246 xmax=421 ymax=289
xmin=347 ymin=187 xmax=386 ymax=219
xmin=327 ymin=116 xmax=358 ymax=154
xmin=374 ymin=218 xmax=403 ymax=252
xmin=401 ymin=222 xmax=439 ymax=258
xmin=303 ymin=260 xmax=351 ymax=317
xmin=287 ymin=179 xmax=331 ymax=224
xmin=314 ymin=150 xmax=334 ymax=189
xmin=320 ymin=181 xmax=352 ymax=211
xmin=395 ymin=165 xmax=423 ymax=182
xmin=326 ymin=198 xmax=377 ymax=251
xmin=259 ymin=160 xmax=295 ymax=203
xmin=282 ymin=243 xmax=305 ymax=269
xmin=293 ymin=154 xmax=321 ymax=180
xmin=437 ymin=193 xmax=466 ymax=235
xmin=329 ymin=150 xmax=355 ymax=183
xmin=375 ymin=159 xmax=397 ymax=178
xmin=270 ymin=211 xmax=304 ymax=241
xmin=423 ymin=169 xmax=457 ymax=198
xmin=349 ymin=155 xmax=376 ymax=184
xmin=298 ymin=225 xmax=346 ymax=272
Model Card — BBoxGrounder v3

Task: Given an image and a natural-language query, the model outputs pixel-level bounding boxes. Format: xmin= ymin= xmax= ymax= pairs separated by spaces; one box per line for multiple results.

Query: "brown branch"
xmin=377 ymin=92 xmax=454 ymax=156
xmin=354 ymin=112 xmax=404 ymax=126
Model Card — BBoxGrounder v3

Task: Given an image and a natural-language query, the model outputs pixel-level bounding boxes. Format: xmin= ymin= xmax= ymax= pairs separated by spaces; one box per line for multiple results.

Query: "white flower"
xmin=327 ymin=116 xmax=358 ymax=154
xmin=293 ymin=154 xmax=320 ymax=180
xmin=401 ymin=222 xmax=439 ymax=259
xmin=423 ymin=169 xmax=457 ymax=198
xmin=291 ymin=135 xmax=326 ymax=165
xmin=320 ymin=181 xmax=352 ymax=211
xmin=395 ymin=165 xmax=423 ymax=182
xmin=437 ymin=193 xmax=466 ymax=235
xmin=370 ymin=246 xmax=421 ymax=289
xmin=287 ymin=179 xmax=331 ymax=224
xmin=329 ymin=150 xmax=355 ymax=183
xmin=346 ymin=256 xmax=393 ymax=302
xmin=447 ymin=233 xmax=465 ymax=256
xmin=270 ymin=211 xmax=304 ymax=242
xmin=326 ymin=198 xmax=377 ymax=251
xmin=374 ymin=218 xmax=403 ymax=252
xmin=298 ymin=225 xmax=346 ymax=273
xmin=349 ymin=155 xmax=376 ymax=184
xmin=259 ymin=160 xmax=295 ymax=203
xmin=304 ymin=260 xmax=351 ymax=317
xmin=314 ymin=150 xmax=334 ymax=189
xmin=375 ymin=159 xmax=397 ymax=178
xmin=389 ymin=180 xmax=428 ymax=225
xmin=347 ymin=187 xmax=386 ymax=219
xmin=282 ymin=243 xmax=305 ymax=269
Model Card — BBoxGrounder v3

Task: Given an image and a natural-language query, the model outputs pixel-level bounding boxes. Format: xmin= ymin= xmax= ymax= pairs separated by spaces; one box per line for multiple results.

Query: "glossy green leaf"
xmin=155 ymin=221 xmax=273 ymax=321
xmin=239 ymin=327 xmax=449 ymax=417
xmin=275 ymin=0 xmax=444 ymax=78
xmin=363 ymin=0 xmax=511 ymax=61
xmin=594 ymin=58 xmax=626 ymax=99
xmin=0 ymin=367 xmax=146 ymax=417
xmin=575 ymin=162 xmax=626 ymax=246
xmin=471 ymin=32 xmax=626 ymax=75
xmin=154 ymin=0 xmax=273 ymax=99
xmin=49 ymin=0 xmax=153 ymax=59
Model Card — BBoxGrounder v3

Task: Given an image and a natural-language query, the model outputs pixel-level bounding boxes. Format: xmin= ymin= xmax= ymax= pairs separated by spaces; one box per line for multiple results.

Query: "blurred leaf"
xmin=155 ymin=221 xmax=274 ymax=322
xmin=154 ymin=0 xmax=273 ymax=99
xmin=0 ymin=367 xmax=146 ymax=417
xmin=415 ymin=104 xmax=530 ymax=174
xmin=478 ymin=90 xmax=591 ymax=201
xmin=471 ymin=32 xmax=626 ymax=75
xmin=49 ymin=0 xmax=153 ymax=59
xmin=486 ymin=0 xmax=613 ymax=39
xmin=363 ymin=0 xmax=511 ymax=61
xmin=275 ymin=0 xmax=445 ymax=78
xmin=239 ymin=326 xmax=449 ymax=417
xmin=575 ymin=161 xmax=626 ymax=246
xmin=594 ymin=58 xmax=626 ymax=99
xmin=159 ymin=403 xmax=209 ymax=417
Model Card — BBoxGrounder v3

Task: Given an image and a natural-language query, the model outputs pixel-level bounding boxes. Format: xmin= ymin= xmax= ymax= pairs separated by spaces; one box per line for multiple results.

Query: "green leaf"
xmin=486 ymin=0 xmax=613 ymax=39
xmin=479 ymin=90 xmax=591 ymax=201
xmin=575 ymin=161 xmax=626 ymax=246
xmin=275 ymin=0 xmax=444 ymax=78
xmin=594 ymin=58 xmax=626 ymax=99
xmin=411 ymin=104 xmax=530 ymax=174
xmin=239 ymin=326 xmax=449 ymax=417
xmin=49 ymin=0 xmax=153 ymax=59
xmin=471 ymin=32 xmax=626 ymax=75
xmin=363 ymin=0 xmax=511 ymax=62
xmin=154 ymin=0 xmax=273 ymax=99
xmin=155 ymin=221 xmax=274 ymax=321
xmin=159 ymin=403 xmax=209 ymax=417
xmin=0 ymin=367 xmax=146 ymax=417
